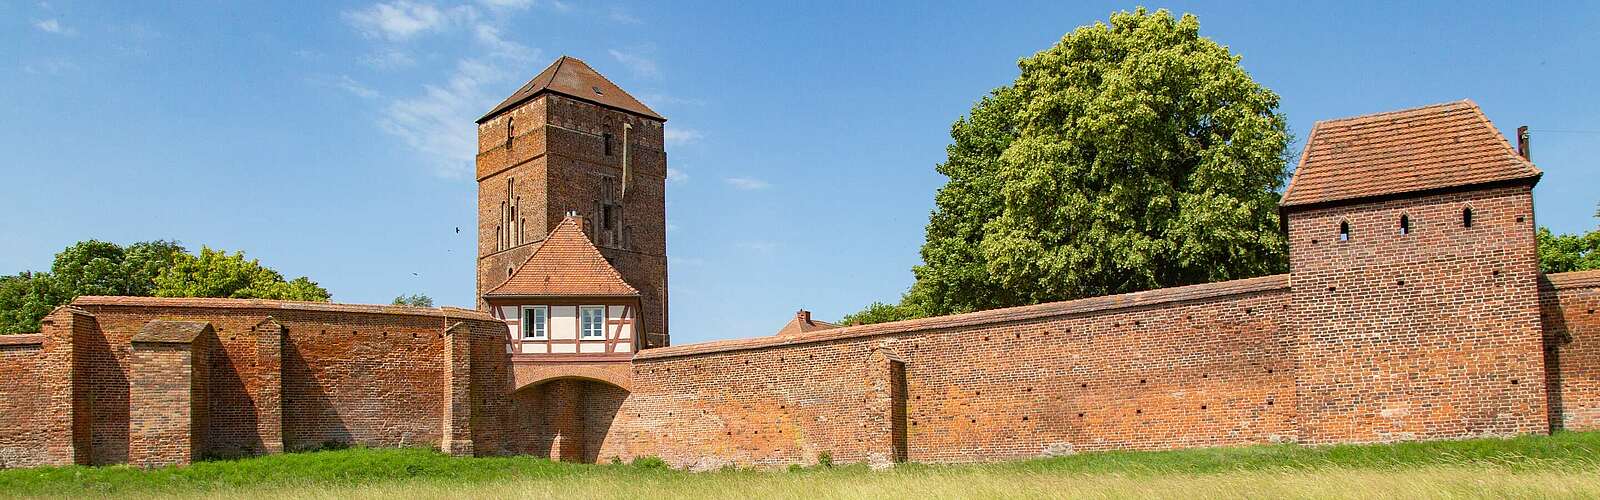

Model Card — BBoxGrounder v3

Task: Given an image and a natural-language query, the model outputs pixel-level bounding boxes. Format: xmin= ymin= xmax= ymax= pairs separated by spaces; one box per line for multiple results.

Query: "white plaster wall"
xmin=551 ymin=305 xmax=577 ymax=340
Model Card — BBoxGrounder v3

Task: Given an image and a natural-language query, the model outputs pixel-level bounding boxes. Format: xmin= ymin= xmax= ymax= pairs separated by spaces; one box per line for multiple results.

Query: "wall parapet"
xmin=1543 ymin=270 xmax=1600 ymax=291
xmin=637 ymin=273 xmax=1291 ymax=360
xmin=0 ymin=334 xmax=45 ymax=346
xmin=72 ymin=296 xmax=495 ymax=322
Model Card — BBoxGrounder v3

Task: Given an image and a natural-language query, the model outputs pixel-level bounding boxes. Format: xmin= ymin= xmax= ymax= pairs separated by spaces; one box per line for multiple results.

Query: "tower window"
xmin=506 ymin=117 xmax=514 ymax=149
xmin=1462 ymin=207 xmax=1474 ymax=227
xmin=1399 ymin=214 xmax=1411 ymax=235
xmin=1338 ymin=221 xmax=1350 ymax=242
xmin=604 ymin=133 xmax=614 ymax=156
xmin=603 ymin=204 xmax=617 ymax=231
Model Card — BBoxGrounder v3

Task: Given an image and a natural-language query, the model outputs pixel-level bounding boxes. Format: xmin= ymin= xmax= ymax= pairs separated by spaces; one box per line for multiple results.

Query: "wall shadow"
xmin=281 ymin=339 xmax=351 ymax=451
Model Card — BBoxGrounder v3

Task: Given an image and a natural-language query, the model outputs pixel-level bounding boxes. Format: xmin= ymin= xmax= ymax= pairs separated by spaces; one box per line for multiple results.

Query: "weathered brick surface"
xmin=1288 ymin=185 xmax=1547 ymax=443
xmin=1542 ymin=270 xmax=1600 ymax=431
xmin=128 ymin=322 xmax=210 ymax=468
xmin=587 ymin=276 xmax=1298 ymax=468
xmin=477 ymin=93 xmax=671 ymax=346
xmin=0 ymin=334 xmax=55 ymax=468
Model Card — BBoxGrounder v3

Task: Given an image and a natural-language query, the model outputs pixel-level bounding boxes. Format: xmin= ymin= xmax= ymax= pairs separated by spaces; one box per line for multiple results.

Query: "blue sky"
xmin=3 ymin=1 xmax=1597 ymax=345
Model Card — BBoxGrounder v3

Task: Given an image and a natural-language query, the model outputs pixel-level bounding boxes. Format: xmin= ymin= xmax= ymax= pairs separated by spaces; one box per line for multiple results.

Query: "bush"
xmin=629 ymin=456 xmax=668 ymax=470
xmin=817 ymin=451 xmax=834 ymax=468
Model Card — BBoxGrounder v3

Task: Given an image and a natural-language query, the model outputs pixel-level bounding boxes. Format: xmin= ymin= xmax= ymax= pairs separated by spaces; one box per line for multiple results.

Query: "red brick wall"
xmin=0 ymin=335 xmax=54 ymax=468
xmin=588 ymin=276 xmax=1297 ymax=468
xmin=1542 ymin=270 xmax=1600 ymax=431
xmin=128 ymin=333 xmax=207 ymax=468
xmin=60 ymin=298 xmax=508 ymax=463
xmin=1288 ymin=185 xmax=1547 ymax=443
xmin=478 ymin=93 xmax=671 ymax=346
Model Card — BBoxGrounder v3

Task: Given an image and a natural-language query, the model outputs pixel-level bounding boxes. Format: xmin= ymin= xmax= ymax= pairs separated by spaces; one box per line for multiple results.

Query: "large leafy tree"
xmin=1538 ymin=204 xmax=1600 ymax=274
xmin=1 ymin=241 xmax=331 ymax=333
xmin=847 ymin=8 xmax=1290 ymax=323
xmin=392 ymin=293 xmax=434 ymax=307
xmin=153 ymin=246 xmax=331 ymax=301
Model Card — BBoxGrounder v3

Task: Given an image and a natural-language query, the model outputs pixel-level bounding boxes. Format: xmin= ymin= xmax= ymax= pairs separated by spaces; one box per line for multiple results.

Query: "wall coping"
xmin=133 ymin=320 xmax=211 ymax=344
xmin=0 ymin=333 xmax=45 ymax=346
xmin=1543 ymin=270 xmax=1600 ymax=291
xmin=72 ymin=296 xmax=497 ymax=323
xmin=637 ymin=273 xmax=1291 ymax=360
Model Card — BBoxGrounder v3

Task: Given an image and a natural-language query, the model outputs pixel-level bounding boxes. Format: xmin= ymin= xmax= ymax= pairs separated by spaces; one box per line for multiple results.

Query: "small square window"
xmin=522 ymin=306 xmax=548 ymax=340
xmin=580 ymin=306 xmax=605 ymax=339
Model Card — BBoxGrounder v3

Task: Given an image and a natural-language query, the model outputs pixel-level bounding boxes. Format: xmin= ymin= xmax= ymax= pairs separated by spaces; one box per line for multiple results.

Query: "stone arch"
xmin=513 ymin=363 xmax=633 ymax=393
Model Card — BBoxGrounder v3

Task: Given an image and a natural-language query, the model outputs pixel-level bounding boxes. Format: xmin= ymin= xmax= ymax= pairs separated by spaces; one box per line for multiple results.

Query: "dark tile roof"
xmin=1281 ymin=100 xmax=1540 ymax=209
xmin=478 ymin=55 xmax=664 ymax=123
xmin=486 ymin=215 xmax=640 ymax=298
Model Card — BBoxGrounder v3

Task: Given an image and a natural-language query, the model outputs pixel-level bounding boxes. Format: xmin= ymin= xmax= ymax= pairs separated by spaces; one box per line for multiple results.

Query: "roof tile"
xmin=486 ymin=215 xmax=639 ymax=297
xmin=1281 ymin=100 xmax=1540 ymax=208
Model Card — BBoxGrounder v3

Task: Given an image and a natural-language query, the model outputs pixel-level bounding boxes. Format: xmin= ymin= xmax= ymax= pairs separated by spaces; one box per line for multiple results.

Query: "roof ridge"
xmin=1464 ymin=98 xmax=1541 ymax=177
xmin=1310 ymin=99 xmax=1471 ymax=126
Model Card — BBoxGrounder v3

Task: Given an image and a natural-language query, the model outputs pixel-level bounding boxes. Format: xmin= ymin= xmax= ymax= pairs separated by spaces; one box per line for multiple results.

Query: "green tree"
xmin=850 ymin=8 xmax=1291 ymax=324
xmin=838 ymin=300 xmax=924 ymax=326
xmin=392 ymin=293 xmax=434 ymax=308
xmin=0 ymin=272 xmax=64 ymax=334
xmin=153 ymin=246 xmax=331 ymax=301
xmin=50 ymin=240 xmax=185 ymax=298
xmin=1538 ymin=204 xmax=1600 ymax=274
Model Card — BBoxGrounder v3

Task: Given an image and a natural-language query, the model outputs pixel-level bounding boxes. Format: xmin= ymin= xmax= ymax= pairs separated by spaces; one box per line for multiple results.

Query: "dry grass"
xmin=138 ymin=467 xmax=1600 ymax=500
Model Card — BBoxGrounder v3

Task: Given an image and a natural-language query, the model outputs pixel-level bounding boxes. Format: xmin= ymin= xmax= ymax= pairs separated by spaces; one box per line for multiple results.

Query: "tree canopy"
xmin=392 ymin=294 xmax=435 ymax=308
xmin=1538 ymin=204 xmax=1600 ymax=274
xmin=1 ymin=241 xmax=330 ymax=334
xmin=845 ymin=8 xmax=1291 ymax=325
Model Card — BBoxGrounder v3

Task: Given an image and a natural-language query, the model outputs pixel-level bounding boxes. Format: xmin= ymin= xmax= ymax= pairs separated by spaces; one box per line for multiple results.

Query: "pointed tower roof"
xmin=477 ymin=55 xmax=664 ymax=123
xmin=485 ymin=214 xmax=640 ymax=298
xmin=1281 ymin=99 xmax=1541 ymax=210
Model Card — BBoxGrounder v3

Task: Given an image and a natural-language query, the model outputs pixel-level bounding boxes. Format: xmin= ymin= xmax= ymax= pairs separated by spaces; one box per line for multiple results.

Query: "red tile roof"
xmin=1281 ymin=100 xmax=1540 ymax=209
xmin=774 ymin=310 xmax=840 ymax=337
xmin=478 ymin=55 xmax=664 ymax=123
xmin=486 ymin=215 xmax=639 ymax=298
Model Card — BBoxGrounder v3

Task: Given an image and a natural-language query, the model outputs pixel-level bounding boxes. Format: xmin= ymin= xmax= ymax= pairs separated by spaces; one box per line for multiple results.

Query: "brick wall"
xmin=477 ymin=93 xmax=671 ymax=345
xmin=0 ymin=335 xmax=54 ymax=468
xmin=577 ymin=275 xmax=1297 ymax=468
xmin=1542 ymin=270 xmax=1600 ymax=431
xmin=127 ymin=321 xmax=211 ymax=468
xmin=1288 ymin=185 xmax=1547 ymax=443
xmin=55 ymin=297 xmax=508 ymax=464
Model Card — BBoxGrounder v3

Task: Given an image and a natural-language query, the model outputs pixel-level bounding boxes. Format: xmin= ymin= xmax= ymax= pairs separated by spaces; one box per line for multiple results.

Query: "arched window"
xmin=1399 ymin=214 xmax=1411 ymax=235
xmin=1462 ymin=207 xmax=1474 ymax=228
xmin=1338 ymin=221 xmax=1351 ymax=242
xmin=506 ymin=116 xmax=514 ymax=149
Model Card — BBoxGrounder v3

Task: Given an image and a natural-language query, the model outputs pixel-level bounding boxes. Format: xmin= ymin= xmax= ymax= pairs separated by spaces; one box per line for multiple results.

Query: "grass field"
xmin=3 ymin=432 xmax=1598 ymax=499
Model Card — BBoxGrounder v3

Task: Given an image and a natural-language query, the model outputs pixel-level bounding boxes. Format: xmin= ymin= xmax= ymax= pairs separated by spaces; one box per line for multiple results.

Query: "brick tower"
xmin=475 ymin=56 xmax=670 ymax=348
xmin=1282 ymin=100 xmax=1546 ymax=443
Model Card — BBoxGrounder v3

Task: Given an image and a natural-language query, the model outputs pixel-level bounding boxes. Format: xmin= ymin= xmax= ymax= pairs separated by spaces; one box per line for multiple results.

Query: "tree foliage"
xmin=1538 ymin=204 xmax=1600 ymax=274
xmin=1 ymin=241 xmax=330 ymax=333
xmin=392 ymin=294 xmax=435 ymax=308
xmin=153 ymin=247 xmax=331 ymax=302
xmin=848 ymin=8 xmax=1291 ymax=324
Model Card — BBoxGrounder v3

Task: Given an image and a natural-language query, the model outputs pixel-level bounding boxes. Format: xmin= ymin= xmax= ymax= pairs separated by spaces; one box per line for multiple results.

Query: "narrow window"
xmin=1338 ymin=221 xmax=1350 ymax=242
xmin=603 ymin=204 xmax=616 ymax=231
xmin=1399 ymin=214 xmax=1411 ymax=235
xmin=580 ymin=306 xmax=605 ymax=339
xmin=1462 ymin=207 xmax=1474 ymax=227
xmin=522 ymin=306 xmax=548 ymax=340
xmin=506 ymin=117 xmax=514 ymax=149
xmin=603 ymin=133 xmax=614 ymax=156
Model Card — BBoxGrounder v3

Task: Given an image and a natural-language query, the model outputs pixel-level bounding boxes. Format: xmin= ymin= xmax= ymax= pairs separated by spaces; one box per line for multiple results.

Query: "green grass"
xmin=2 ymin=432 xmax=1598 ymax=499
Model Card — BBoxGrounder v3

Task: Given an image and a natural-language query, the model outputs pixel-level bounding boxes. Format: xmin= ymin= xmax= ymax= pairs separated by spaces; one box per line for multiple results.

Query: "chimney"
xmin=566 ymin=210 xmax=587 ymax=233
xmin=795 ymin=309 xmax=812 ymax=325
xmin=1516 ymin=125 xmax=1530 ymax=160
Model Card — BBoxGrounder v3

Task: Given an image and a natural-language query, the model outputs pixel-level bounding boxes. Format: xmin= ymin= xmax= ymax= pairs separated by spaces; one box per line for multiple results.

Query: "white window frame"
xmin=522 ymin=305 xmax=548 ymax=340
xmin=580 ymin=305 xmax=605 ymax=340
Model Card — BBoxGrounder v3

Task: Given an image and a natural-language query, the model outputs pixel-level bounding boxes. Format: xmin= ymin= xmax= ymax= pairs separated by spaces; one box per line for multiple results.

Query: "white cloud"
xmin=608 ymin=7 xmax=641 ymax=24
xmin=32 ymin=18 xmax=74 ymax=36
xmin=724 ymin=177 xmax=771 ymax=190
xmin=362 ymin=49 xmax=417 ymax=70
xmin=663 ymin=128 xmax=702 ymax=146
xmin=478 ymin=0 xmax=533 ymax=9
xmin=327 ymin=75 xmax=381 ymax=99
xmin=344 ymin=1 xmax=472 ymax=41
xmin=380 ymin=58 xmax=525 ymax=177
xmin=666 ymin=168 xmax=689 ymax=183
xmin=475 ymin=25 xmax=533 ymax=61
xmin=22 ymin=57 xmax=76 ymax=75
xmin=607 ymin=48 xmax=658 ymax=78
